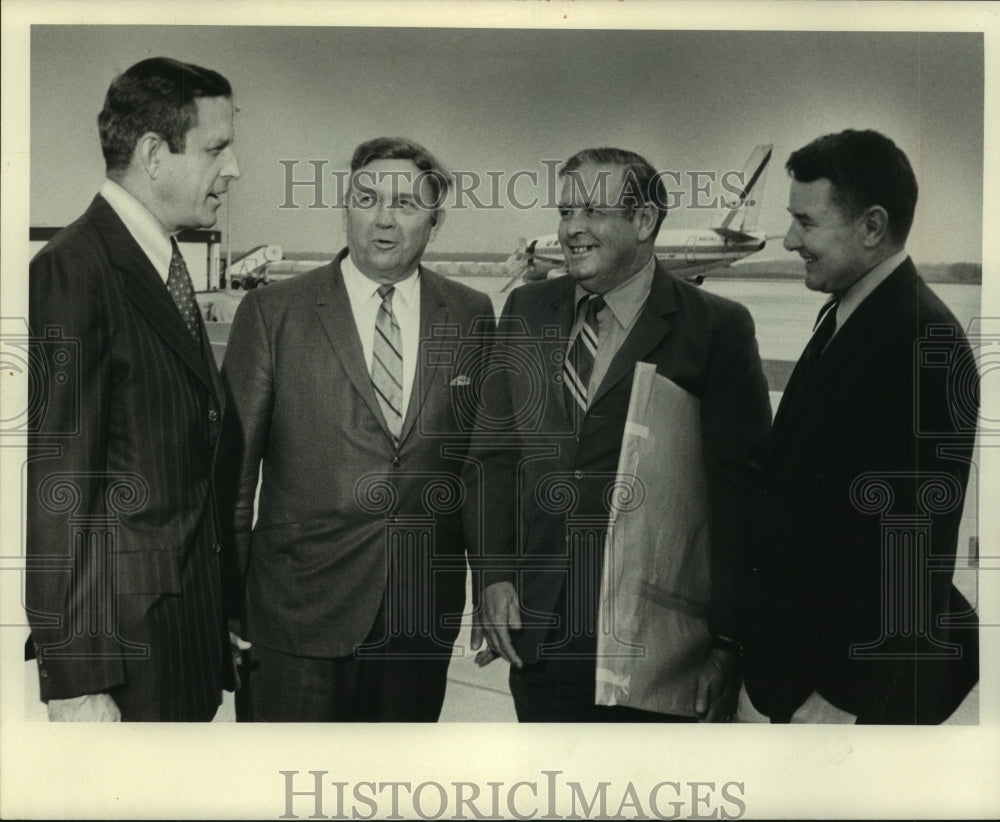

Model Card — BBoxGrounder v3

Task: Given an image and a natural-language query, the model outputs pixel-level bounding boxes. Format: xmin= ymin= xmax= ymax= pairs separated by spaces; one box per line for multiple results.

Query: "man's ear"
xmin=135 ymin=132 xmax=165 ymax=180
xmin=859 ymin=205 xmax=890 ymax=248
xmin=634 ymin=203 xmax=659 ymax=243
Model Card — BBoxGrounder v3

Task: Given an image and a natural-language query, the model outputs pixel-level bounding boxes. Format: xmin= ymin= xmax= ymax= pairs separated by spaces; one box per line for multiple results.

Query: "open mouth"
xmin=373 ymin=239 xmax=397 ymax=250
xmin=800 ymin=253 xmax=817 ymax=265
xmin=568 ymin=245 xmax=598 ymax=256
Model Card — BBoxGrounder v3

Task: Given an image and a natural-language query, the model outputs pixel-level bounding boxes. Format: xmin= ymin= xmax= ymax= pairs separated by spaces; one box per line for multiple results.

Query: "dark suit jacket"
xmin=27 ymin=195 xmax=230 ymax=720
xmin=217 ymin=250 xmax=495 ymax=658
xmin=744 ymin=259 xmax=979 ymax=723
xmin=475 ymin=262 xmax=772 ymax=665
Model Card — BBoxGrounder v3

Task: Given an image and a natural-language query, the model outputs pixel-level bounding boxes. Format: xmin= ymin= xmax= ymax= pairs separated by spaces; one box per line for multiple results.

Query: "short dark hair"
xmin=349 ymin=136 xmax=451 ymax=210
xmin=560 ymin=147 xmax=668 ymax=233
xmin=98 ymin=56 xmax=232 ymax=174
xmin=786 ymin=129 xmax=918 ymax=243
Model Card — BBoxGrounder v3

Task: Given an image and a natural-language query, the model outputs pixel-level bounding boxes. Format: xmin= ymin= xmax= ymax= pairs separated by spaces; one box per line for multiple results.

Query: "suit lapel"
xmin=771 ymin=261 xmax=918 ymax=450
xmin=399 ymin=268 xmax=449 ymax=444
xmin=547 ymin=277 xmax=578 ymax=420
xmin=88 ymin=196 xmax=215 ymax=394
xmin=313 ymin=254 xmax=393 ymax=440
xmin=589 ymin=263 xmax=678 ymax=408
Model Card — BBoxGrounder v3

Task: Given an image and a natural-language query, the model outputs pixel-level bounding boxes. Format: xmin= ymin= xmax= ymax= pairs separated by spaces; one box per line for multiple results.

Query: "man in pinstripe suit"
xmin=27 ymin=57 xmax=241 ymax=721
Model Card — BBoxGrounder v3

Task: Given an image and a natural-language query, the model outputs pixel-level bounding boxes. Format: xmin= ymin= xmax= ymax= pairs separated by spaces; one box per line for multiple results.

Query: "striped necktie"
xmin=167 ymin=238 xmax=202 ymax=346
xmin=563 ymin=293 xmax=606 ymax=413
xmin=371 ymin=284 xmax=404 ymax=441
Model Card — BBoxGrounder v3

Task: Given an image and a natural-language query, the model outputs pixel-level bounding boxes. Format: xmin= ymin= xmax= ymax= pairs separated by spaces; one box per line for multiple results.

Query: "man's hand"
xmin=228 ymin=618 xmax=252 ymax=688
xmin=470 ymin=581 xmax=523 ymax=668
xmin=47 ymin=693 xmax=121 ymax=722
xmin=790 ymin=691 xmax=857 ymax=724
xmin=694 ymin=647 xmax=740 ymax=722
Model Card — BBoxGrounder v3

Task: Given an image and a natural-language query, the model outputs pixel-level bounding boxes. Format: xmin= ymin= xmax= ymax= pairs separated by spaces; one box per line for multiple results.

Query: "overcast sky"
xmin=30 ymin=27 xmax=983 ymax=263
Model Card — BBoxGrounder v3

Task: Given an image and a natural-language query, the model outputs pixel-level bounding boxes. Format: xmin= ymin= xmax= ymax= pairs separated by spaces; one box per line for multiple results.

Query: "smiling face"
xmin=345 ymin=158 xmax=443 ymax=284
xmin=783 ymin=177 xmax=870 ymax=296
xmin=556 ymin=162 xmax=655 ymax=294
xmin=153 ymin=96 xmax=240 ymax=232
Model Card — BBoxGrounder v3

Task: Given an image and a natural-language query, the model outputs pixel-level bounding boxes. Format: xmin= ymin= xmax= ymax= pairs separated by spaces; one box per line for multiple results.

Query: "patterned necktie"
xmin=563 ymin=294 xmax=606 ymax=413
xmin=167 ymin=238 xmax=202 ymax=346
xmin=371 ymin=284 xmax=404 ymax=441
xmin=775 ymin=298 xmax=839 ymax=423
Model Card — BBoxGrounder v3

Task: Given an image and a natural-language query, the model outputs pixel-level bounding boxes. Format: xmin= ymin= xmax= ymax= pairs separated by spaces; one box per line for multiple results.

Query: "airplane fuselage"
xmin=526 ymin=229 xmax=767 ymax=277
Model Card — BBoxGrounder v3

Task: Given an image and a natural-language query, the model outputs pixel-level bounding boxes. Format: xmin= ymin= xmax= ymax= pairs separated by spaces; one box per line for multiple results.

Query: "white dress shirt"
xmin=341 ymin=254 xmax=421 ymax=418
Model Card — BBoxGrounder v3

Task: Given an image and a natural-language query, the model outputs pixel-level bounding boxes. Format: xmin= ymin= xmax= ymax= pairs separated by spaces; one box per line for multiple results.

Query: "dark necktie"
xmin=371 ymin=284 xmax=404 ymax=441
xmin=167 ymin=238 xmax=202 ymax=346
xmin=563 ymin=294 xmax=606 ymax=413
xmin=775 ymin=298 xmax=839 ymax=423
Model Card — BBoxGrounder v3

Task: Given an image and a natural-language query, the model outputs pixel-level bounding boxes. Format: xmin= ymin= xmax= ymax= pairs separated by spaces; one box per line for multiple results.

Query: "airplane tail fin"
xmin=718 ymin=144 xmax=772 ymax=235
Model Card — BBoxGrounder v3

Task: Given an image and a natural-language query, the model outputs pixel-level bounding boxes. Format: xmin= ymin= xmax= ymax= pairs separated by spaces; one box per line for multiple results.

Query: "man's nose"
xmin=375 ymin=200 xmax=397 ymax=227
xmin=222 ymin=147 xmax=240 ymax=181
xmin=783 ymin=221 xmax=800 ymax=251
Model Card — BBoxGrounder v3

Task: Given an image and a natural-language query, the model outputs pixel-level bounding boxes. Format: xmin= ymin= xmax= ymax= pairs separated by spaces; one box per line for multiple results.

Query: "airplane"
xmin=509 ymin=144 xmax=775 ymax=289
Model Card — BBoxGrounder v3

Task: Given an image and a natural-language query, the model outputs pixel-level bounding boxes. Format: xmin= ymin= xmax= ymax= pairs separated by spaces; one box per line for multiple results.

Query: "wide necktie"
xmin=371 ymin=284 xmax=404 ymax=441
xmin=563 ymin=294 xmax=606 ymax=413
xmin=167 ymin=238 xmax=202 ymax=346
xmin=774 ymin=297 xmax=840 ymax=424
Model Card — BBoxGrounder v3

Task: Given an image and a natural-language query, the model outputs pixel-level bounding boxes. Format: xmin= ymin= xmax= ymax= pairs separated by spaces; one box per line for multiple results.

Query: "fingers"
xmin=694 ymin=676 xmax=711 ymax=718
xmin=475 ymin=585 xmax=524 ymax=668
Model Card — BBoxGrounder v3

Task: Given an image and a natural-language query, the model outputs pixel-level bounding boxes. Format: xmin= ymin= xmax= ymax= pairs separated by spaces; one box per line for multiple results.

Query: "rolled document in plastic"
xmin=595 ymin=361 xmax=712 ymax=716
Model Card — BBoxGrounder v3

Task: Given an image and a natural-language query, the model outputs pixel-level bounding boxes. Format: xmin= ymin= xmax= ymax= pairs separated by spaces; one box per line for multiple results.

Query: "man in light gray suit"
xmin=218 ymin=137 xmax=494 ymax=721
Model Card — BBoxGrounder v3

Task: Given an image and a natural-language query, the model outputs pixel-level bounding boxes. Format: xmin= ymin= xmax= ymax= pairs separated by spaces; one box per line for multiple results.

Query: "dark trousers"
xmin=510 ymin=585 xmax=696 ymax=723
xmin=238 ymin=604 xmax=453 ymax=722
xmin=509 ymin=655 xmax=697 ymax=723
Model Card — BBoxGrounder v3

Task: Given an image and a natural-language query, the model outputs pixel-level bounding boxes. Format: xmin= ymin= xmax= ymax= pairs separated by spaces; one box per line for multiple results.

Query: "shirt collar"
xmin=99 ymin=178 xmax=174 ymax=282
xmin=341 ymin=253 xmax=420 ymax=309
xmin=835 ymin=247 xmax=908 ymax=328
xmin=575 ymin=253 xmax=655 ymax=330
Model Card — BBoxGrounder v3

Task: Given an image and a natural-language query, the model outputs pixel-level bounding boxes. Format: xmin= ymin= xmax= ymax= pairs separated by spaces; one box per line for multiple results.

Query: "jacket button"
xmin=40 ymin=669 xmax=48 ymax=678
xmin=392 ymin=456 xmax=402 ymax=467
xmin=208 ymin=409 xmax=219 ymax=422
xmin=573 ymin=470 xmax=584 ymax=480
xmin=213 ymin=542 xmax=222 ymax=554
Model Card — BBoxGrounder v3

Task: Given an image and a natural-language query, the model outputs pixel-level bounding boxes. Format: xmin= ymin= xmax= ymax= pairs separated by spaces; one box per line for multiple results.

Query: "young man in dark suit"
xmin=218 ymin=137 xmax=495 ymax=721
xmin=471 ymin=147 xmax=772 ymax=722
xmin=28 ymin=57 xmax=241 ymax=721
xmin=743 ymin=129 xmax=979 ymax=723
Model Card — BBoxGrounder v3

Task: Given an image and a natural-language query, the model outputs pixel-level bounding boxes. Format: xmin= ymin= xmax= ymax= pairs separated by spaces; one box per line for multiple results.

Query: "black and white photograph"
xmin=1 ymin=1 xmax=997 ymax=818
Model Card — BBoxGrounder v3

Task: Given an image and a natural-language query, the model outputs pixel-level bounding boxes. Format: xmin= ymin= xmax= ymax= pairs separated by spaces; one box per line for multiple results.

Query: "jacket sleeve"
xmin=700 ymin=302 xmax=772 ymax=640
xmin=463 ymin=289 xmax=522 ymax=595
xmin=27 ymin=242 xmax=128 ymax=700
xmin=216 ymin=290 xmax=274 ymax=627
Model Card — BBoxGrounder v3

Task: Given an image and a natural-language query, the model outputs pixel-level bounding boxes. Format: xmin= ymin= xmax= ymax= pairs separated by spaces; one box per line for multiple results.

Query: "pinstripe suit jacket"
xmin=27 ymin=195 xmax=231 ymax=720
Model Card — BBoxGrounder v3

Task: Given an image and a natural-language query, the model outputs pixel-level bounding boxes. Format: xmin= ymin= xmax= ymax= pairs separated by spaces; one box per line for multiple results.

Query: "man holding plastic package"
xmin=470 ymin=147 xmax=771 ymax=721
xmin=218 ymin=137 xmax=494 ymax=721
